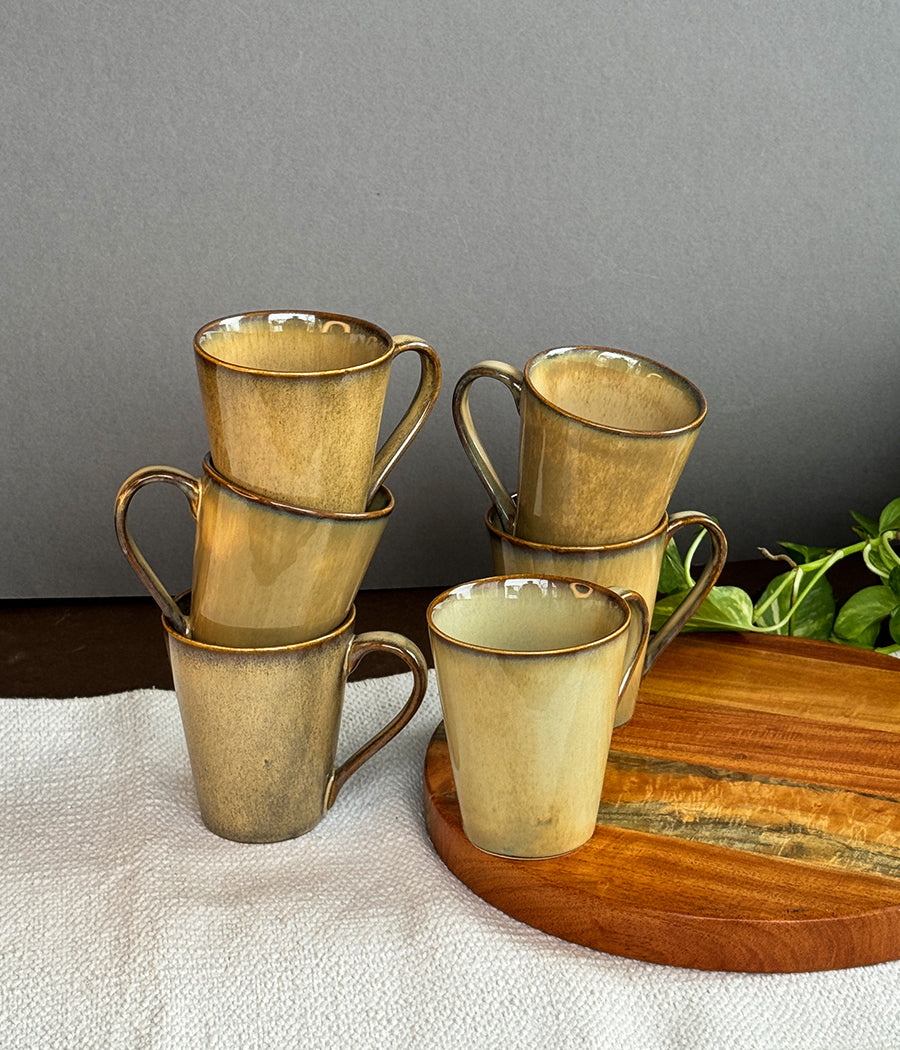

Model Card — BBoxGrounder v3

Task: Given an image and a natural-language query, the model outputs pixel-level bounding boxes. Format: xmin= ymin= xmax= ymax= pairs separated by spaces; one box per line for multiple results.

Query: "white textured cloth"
xmin=0 ymin=671 xmax=897 ymax=1050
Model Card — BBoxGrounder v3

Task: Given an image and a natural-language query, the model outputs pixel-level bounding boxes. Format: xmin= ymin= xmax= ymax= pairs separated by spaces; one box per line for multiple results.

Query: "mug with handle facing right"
xmin=427 ymin=575 xmax=650 ymax=860
xmin=194 ymin=310 xmax=441 ymax=512
xmin=486 ymin=506 xmax=727 ymax=726
xmin=164 ymin=600 xmax=429 ymax=843
xmin=453 ymin=346 xmax=707 ymax=547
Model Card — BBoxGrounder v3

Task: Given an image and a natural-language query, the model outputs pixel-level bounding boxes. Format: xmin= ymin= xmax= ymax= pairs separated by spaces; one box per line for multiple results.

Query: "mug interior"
xmin=195 ymin=312 xmax=391 ymax=374
xmin=527 ymin=347 xmax=704 ymax=433
xmin=429 ymin=576 xmax=627 ymax=653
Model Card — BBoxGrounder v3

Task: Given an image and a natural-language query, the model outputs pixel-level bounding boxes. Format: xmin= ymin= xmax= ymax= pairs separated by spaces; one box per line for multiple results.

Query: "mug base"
xmin=197 ymin=811 xmax=323 ymax=844
xmin=462 ymin=830 xmax=593 ymax=861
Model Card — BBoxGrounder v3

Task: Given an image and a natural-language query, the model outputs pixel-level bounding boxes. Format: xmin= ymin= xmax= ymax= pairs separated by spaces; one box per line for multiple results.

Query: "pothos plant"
xmin=652 ymin=497 xmax=900 ymax=655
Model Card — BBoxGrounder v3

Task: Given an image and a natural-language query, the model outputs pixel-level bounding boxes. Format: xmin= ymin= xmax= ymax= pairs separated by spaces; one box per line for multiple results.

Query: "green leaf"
xmin=851 ymin=510 xmax=880 ymax=539
xmin=657 ymin=538 xmax=687 ymax=596
xmin=830 ymin=622 xmax=881 ymax=649
xmin=833 ymin=585 xmax=899 ymax=642
xmin=878 ymin=497 xmax=900 ymax=534
xmin=889 ymin=567 xmax=900 ymax=601
xmin=755 ymin=570 xmax=835 ymax=639
xmin=890 ymin=606 xmax=900 ymax=645
xmin=656 ymin=585 xmax=755 ymax=633
xmin=754 ymin=571 xmax=794 ymax=636
xmin=778 ymin=542 xmax=831 ymax=565
xmin=790 ymin=577 xmax=836 ymax=639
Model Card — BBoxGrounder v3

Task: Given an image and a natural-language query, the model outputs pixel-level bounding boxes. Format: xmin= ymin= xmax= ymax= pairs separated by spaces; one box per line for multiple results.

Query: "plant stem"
xmin=682 ymin=528 xmax=708 ymax=589
xmin=752 ymin=572 xmax=796 ymax=621
xmin=751 ymin=544 xmax=863 ymax=631
xmin=879 ymin=532 xmax=900 ymax=570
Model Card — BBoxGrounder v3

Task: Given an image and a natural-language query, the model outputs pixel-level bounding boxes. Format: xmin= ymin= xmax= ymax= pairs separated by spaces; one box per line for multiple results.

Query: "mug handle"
xmin=644 ymin=511 xmax=728 ymax=671
xmin=114 ymin=466 xmax=200 ymax=637
xmin=326 ymin=631 xmax=429 ymax=809
xmin=451 ymin=361 xmax=523 ymax=534
xmin=614 ymin=589 xmax=651 ymax=700
xmin=367 ymin=337 xmax=442 ymax=505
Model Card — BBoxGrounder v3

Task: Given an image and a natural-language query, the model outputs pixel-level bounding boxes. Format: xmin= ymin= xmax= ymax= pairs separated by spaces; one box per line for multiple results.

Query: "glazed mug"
xmin=115 ymin=455 xmax=392 ymax=647
xmin=164 ymin=601 xmax=428 ymax=843
xmin=426 ymin=575 xmax=650 ymax=859
xmin=486 ymin=505 xmax=728 ymax=726
xmin=194 ymin=310 xmax=441 ymax=511
xmin=452 ymin=346 xmax=706 ymax=545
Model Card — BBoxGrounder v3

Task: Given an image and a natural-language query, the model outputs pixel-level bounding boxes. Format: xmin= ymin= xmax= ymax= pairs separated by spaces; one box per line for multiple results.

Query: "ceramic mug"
xmin=194 ymin=310 xmax=441 ymax=511
xmin=164 ymin=601 xmax=428 ymax=843
xmin=426 ymin=575 xmax=650 ymax=859
xmin=452 ymin=346 xmax=706 ymax=546
xmin=115 ymin=455 xmax=392 ymax=647
xmin=486 ymin=505 xmax=728 ymax=726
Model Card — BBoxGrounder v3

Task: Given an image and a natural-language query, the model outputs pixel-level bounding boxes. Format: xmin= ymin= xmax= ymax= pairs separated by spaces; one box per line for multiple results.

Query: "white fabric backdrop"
xmin=1 ymin=671 xmax=897 ymax=1050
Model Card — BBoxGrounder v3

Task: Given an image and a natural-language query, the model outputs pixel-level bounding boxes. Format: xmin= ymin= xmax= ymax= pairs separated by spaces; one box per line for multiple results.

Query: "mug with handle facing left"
xmin=453 ymin=346 xmax=706 ymax=546
xmin=115 ymin=455 xmax=393 ymax=648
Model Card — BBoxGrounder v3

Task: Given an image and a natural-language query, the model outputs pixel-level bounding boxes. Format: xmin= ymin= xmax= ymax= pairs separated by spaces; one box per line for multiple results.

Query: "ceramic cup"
xmin=452 ymin=346 xmax=706 ymax=546
xmin=486 ymin=505 xmax=728 ymax=727
xmin=163 ymin=600 xmax=428 ymax=843
xmin=426 ymin=575 xmax=650 ymax=859
xmin=194 ymin=309 xmax=441 ymax=511
xmin=115 ymin=455 xmax=392 ymax=647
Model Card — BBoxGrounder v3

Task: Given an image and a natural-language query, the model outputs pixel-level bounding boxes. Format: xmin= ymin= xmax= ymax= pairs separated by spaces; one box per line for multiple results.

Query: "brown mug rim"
xmin=426 ymin=574 xmax=632 ymax=656
xmin=162 ymin=593 xmax=356 ymax=654
xmin=485 ymin=500 xmax=668 ymax=553
xmin=193 ymin=309 xmax=395 ymax=377
xmin=523 ymin=345 xmax=707 ymax=438
xmin=201 ymin=454 xmax=394 ymax=520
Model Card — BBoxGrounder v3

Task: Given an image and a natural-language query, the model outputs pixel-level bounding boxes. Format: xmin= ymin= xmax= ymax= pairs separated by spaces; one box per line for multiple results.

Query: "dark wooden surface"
xmin=0 ymin=588 xmax=440 ymax=698
xmin=0 ymin=556 xmax=872 ymax=698
xmin=424 ymin=631 xmax=900 ymax=972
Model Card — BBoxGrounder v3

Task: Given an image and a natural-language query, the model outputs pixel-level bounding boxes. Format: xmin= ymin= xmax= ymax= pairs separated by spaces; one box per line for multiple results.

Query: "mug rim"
xmin=201 ymin=454 xmax=395 ymax=520
xmin=485 ymin=501 xmax=668 ymax=552
xmin=523 ymin=345 xmax=707 ymax=437
xmin=193 ymin=309 xmax=395 ymax=377
xmin=426 ymin=574 xmax=632 ymax=656
xmin=162 ymin=595 xmax=356 ymax=653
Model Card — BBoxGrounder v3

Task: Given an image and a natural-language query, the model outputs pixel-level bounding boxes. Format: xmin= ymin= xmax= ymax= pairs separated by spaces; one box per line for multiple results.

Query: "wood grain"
xmin=423 ymin=632 xmax=900 ymax=972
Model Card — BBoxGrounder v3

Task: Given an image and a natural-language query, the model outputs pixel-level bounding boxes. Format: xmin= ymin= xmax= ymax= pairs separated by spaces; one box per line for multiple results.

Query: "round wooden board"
xmin=423 ymin=632 xmax=900 ymax=972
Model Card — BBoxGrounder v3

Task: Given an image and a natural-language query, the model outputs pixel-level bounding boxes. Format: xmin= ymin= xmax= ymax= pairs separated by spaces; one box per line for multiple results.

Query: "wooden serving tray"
xmin=423 ymin=632 xmax=900 ymax=972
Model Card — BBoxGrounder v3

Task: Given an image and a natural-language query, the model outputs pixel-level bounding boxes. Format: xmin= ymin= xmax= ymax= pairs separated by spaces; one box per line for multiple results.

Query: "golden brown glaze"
xmin=115 ymin=457 xmax=393 ymax=647
xmin=426 ymin=576 xmax=648 ymax=859
xmin=486 ymin=506 xmax=727 ymax=725
xmin=453 ymin=347 xmax=705 ymax=545
xmin=164 ymin=605 xmax=428 ymax=843
xmin=194 ymin=310 xmax=441 ymax=511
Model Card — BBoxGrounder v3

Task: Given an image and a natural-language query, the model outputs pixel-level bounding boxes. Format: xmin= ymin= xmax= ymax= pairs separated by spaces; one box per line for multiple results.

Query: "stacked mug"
xmin=434 ymin=345 xmax=727 ymax=860
xmin=115 ymin=310 xmax=441 ymax=844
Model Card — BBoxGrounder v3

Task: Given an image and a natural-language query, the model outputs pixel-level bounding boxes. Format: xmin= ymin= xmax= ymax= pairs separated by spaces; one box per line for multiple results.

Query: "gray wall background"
xmin=3 ymin=1 xmax=899 ymax=599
